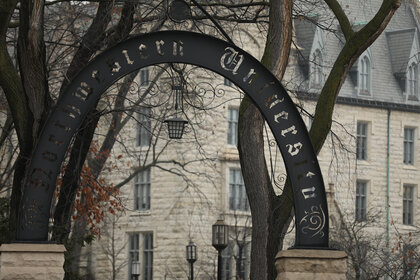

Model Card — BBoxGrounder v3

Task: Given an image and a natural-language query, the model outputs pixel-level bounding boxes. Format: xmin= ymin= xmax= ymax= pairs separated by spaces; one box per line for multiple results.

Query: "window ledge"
xmin=130 ymin=211 xmax=152 ymax=217
xmin=399 ymin=224 xmax=417 ymax=231
xmin=220 ymin=147 xmax=239 ymax=161
xmin=402 ymin=164 xmax=417 ymax=171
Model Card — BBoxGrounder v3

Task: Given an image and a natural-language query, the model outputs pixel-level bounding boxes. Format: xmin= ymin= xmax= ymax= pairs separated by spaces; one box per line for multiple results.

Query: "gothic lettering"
xmin=122 ymin=50 xmax=134 ymax=64
xmin=243 ymin=69 xmax=257 ymax=84
xmin=281 ymin=125 xmax=297 ymax=137
xmin=301 ymin=187 xmax=317 ymax=199
xmin=139 ymin=44 xmax=149 ymax=59
xmin=265 ymin=94 xmax=284 ymax=109
xmin=61 ymin=104 xmax=81 ymax=119
xmin=173 ymin=41 xmax=184 ymax=56
xmin=220 ymin=47 xmax=243 ymax=75
xmin=274 ymin=111 xmax=288 ymax=122
xmin=73 ymin=82 xmax=92 ymax=102
xmin=156 ymin=40 xmax=165 ymax=55
xmin=286 ymin=142 xmax=303 ymax=156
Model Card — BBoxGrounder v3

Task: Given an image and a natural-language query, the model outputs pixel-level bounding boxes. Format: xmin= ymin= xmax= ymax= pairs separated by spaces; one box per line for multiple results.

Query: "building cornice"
xmin=296 ymin=91 xmax=420 ymax=113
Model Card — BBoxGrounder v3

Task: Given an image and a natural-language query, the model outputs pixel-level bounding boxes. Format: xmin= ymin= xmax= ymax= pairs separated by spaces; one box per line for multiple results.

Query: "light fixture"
xmin=164 ymin=117 xmax=188 ymax=139
xmin=131 ymin=261 xmax=140 ymax=279
xmin=212 ymin=219 xmax=229 ymax=280
xmin=164 ymin=83 xmax=188 ymax=139
xmin=186 ymin=241 xmax=197 ymax=280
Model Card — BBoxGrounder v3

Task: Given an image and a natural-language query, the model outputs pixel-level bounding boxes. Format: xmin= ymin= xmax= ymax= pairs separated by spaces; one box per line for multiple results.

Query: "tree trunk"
xmin=238 ymin=0 xmax=292 ymax=279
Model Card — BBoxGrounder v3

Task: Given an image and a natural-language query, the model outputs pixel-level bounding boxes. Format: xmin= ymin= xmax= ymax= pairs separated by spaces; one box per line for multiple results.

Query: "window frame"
xmin=142 ymin=232 xmax=153 ymax=280
xmin=227 ymin=107 xmax=239 ymax=146
xmin=136 ymin=107 xmax=152 ymax=147
xmin=356 ymin=122 xmax=368 ymax=160
xmin=403 ymin=127 xmax=415 ymax=165
xmin=229 ymin=168 xmax=249 ymax=212
xmin=407 ymin=62 xmax=419 ymax=101
xmin=355 ymin=180 xmax=367 ymax=221
xmin=134 ymin=169 xmax=151 ymax=211
xmin=403 ymin=185 xmax=414 ymax=226
xmin=128 ymin=233 xmax=140 ymax=280
xmin=358 ymin=56 xmax=371 ymax=95
xmin=311 ymin=49 xmax=324 ymax=88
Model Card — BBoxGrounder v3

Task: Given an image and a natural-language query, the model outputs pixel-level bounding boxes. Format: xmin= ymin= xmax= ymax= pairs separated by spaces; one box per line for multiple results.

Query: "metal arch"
xmin=17 ymin=31 xmax=329 ymax=248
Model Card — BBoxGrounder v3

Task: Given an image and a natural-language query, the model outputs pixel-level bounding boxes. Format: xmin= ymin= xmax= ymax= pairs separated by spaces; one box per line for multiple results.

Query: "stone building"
xmin=85 ymin=0 xmax=420 ymax=279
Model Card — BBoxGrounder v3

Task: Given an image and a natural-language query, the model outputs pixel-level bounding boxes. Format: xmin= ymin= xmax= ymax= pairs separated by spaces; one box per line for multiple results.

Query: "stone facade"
xmin=0 ymin=244 xmax=66 ymax=280
xmin=83 ymin=0 xmax=420 ymax=279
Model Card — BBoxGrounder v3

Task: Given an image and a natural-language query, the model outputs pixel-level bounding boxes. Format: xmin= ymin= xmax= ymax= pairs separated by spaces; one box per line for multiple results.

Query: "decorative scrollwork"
xmin=299 ymin=204 xmax=326 ymax=238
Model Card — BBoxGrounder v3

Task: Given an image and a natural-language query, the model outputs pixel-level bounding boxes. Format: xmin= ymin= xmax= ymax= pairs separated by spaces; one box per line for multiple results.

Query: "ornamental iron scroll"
xmin=17 ymin=31 xmax=329 ymax=248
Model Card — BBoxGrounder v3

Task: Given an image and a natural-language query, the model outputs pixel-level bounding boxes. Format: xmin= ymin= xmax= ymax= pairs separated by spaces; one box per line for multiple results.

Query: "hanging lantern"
xmin=164 ymin=117 xmax=188 ymax=139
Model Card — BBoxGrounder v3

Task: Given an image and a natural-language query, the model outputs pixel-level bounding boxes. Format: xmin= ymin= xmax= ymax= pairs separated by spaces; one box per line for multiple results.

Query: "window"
xmin=136 ymin=108 xmax=152 ymax=147
xmin=224 ymin=78 xmax=233 ymax=87
xmin=222 ymin=240 xmax=250 ymax=280
xmin=221 ymin=243 xmax=233 ymax=280
xmin=403 ymin=185 xmax=414 ymax=225
xmin=128 ymin=233 xmax=153 ymax=280
xmin=227 ymin=108 xmax=239 ymax=146
xmin=129 ymin=233 xmax=140 ymax=280
xmin=359 ymin=56 xmax=370 ymax=95
xmin=404 ymin=128 xmax=415 ymax=165
xmin=229 ymin=169 xmax=249 ymax=211
xmin=356 ymin=122 xmax=368 ymax=160
xmin=142 ymin=233 xmax=153 ymax=280
xmin=134 ymin=169 xmax=151 ymax=211
xmin=140 ymin=68 xmax=149 ymax=86
xmin=356 ymin=181 xmax=367 ymax=221
xmin=312 ymin=49 xmax=323 ymax=87
xmin=408 ymin=63 xmax=418 ymax=100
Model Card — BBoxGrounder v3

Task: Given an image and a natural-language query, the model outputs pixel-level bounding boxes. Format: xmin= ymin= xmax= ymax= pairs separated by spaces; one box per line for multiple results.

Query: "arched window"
xmin=359 ymin=56 xmax=370 ymax=95
xmin=312 ymin=49 xmax=323 ymax=87
xmin=408 ymin=63 xmax=418 ymax=100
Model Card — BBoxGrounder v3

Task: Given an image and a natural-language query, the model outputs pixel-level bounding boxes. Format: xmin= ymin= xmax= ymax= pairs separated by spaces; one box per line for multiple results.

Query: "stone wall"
xmin=0 ymin=244 xmax=66 ymax=280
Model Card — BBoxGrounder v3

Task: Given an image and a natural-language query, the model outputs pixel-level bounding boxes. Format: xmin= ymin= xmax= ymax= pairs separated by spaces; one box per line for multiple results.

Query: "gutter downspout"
xmin=386 ymin=109 xmax=391 ymax=246
xmin=386 ymin=108 xmax=391 ymax=280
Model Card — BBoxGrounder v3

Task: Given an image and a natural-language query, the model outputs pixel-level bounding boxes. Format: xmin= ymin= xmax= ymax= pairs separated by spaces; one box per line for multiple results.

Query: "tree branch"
xmin=324 ymin=0 xmax=354 ymax=40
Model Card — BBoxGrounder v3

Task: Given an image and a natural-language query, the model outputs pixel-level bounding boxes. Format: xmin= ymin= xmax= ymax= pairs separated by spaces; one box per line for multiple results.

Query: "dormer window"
xmin=311 ymin=49 xmax=324 ymax=88
xmin=359 ymin=56 xmax=371 ymax=95
xmin=407 ymin=63 xmax=418 ymax=100
xmin=386 ymin=28 xmax=420 ymax=103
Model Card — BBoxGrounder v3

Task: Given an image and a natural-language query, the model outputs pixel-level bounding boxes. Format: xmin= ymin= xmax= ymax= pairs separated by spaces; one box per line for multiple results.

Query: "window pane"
xmin=227 ymin=108 xmax=238 ymax=145
xmin=229 ymin=169 xmax=249 ymax=211
xmin=135 ymin=169 xmax=151 ymax=210
xmin=142 ymin=233 xmax=153 ymax=280
xmin=356 ymin=181 xmax=367 ymax=221
xmin=129 ymin=233 xmax=139 ymax=280
xmin=404 ymin=128 xmax=415 ymax=164
xmin=137 ymin=108 xmax=152 ymax=147
xmin=357 ymin=122 xmax=368 ymax=160
xmin=403 ymin=185 xmax=414 ymax=225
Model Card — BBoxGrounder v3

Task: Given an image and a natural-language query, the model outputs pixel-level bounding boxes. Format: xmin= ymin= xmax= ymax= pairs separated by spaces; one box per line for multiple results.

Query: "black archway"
xmin=18 ymin=31 xmax=328 ymax=248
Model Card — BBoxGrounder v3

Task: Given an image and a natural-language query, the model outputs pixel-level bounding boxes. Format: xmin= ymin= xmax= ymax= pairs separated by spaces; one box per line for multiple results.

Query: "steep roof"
xmin=386 ymin=28 xmax=416 ymax=75
xmin=294 ymin=17 xmax=317 ymax=64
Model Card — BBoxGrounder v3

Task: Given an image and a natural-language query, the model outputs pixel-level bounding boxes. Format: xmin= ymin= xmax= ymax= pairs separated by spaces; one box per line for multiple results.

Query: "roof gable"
xmin=386 ymin=28 xmax=416 ymax=75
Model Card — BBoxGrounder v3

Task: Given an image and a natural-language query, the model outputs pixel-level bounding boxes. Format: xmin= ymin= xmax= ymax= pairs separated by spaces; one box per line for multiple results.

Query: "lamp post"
xmin=131 ymin=261 xmax=140 ymax=280
xmin=186 ymin=241 xmax=197 ymax=280
xmin=212 ymin=219 xmax=229 ymax=280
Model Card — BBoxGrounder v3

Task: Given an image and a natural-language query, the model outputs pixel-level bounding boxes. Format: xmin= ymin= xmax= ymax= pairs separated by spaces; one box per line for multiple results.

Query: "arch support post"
xmin=0 ymin=243 xmax=66 ymax=280
xmin=275 ymin=249 xmax=347 ymax=280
